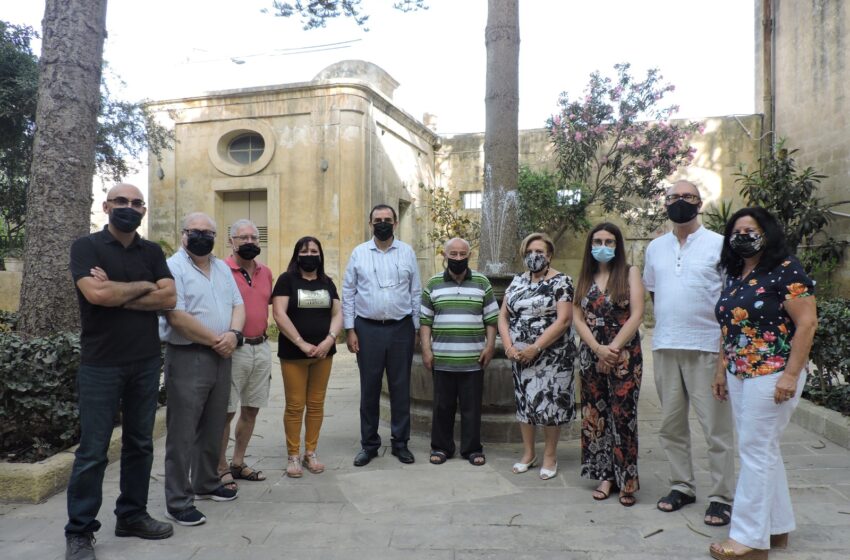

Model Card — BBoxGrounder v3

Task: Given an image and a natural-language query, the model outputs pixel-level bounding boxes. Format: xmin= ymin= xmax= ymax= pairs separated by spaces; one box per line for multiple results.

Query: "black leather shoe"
xmin=115 ymin=514 xmax=174 ymax=540
xmin=66 ymin=533 xmax=96 ymax=560
xmin=353 ymin=449 xmax=377 ymax=467
xmin=392 ymin=446 xmax=415 ymax=464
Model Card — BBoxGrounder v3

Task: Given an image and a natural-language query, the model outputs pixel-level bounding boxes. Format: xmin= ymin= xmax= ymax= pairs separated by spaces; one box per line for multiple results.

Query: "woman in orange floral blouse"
xmin=709 ymin=208 xmax=818 ymax=560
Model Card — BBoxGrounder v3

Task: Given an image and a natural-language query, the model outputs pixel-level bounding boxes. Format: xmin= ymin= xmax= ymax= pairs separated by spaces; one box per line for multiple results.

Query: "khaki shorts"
xmin=228 ymin=341 xmax=271 ymax=413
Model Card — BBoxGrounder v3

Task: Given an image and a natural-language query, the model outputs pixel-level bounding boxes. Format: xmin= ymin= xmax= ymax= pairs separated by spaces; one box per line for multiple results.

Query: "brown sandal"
xmin=219 ymin=471 xmax=238 ymax=491
xmin=301 ymin=451 xmax=325 ymax=474
xmin=230 ymin=462 xmax=266 ymax=481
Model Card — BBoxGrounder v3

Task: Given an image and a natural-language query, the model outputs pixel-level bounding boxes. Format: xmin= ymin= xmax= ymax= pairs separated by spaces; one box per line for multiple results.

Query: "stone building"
xmin=145 ymin=60 xmax=440 ymax=283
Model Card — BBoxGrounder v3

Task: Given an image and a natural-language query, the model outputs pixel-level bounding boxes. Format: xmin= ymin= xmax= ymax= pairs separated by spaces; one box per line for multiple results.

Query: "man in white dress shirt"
xmin=643 ymin=180 xmax=735 ymax=526
xmin=343 ymin=204 xmax=422 ymax=466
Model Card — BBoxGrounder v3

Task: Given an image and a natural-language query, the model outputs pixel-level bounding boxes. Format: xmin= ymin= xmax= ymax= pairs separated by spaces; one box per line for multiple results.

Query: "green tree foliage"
xmin=734 ymin=145 xmax=848 ymax=295
xmin=516 ymin=165 xmax=589 ymax=240
xmin=267 ymin=0 xmax=428 ymax=30
xmin=540 ymin=63 xmax=701 ymax=241
xmin=425 ymin=185 xmax=480 ymax=253
xmin=0 ymin=21 xmax=173 ymax=239
xmin=0 ymin=21 xmax=38 ymax=239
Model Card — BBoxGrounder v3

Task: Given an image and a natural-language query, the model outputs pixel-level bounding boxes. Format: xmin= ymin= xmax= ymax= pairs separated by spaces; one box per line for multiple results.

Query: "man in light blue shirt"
xmin=343 ymin=204 xmax=421 ymax=466
xmin=160 ymin=212 xmax=245 ymax=527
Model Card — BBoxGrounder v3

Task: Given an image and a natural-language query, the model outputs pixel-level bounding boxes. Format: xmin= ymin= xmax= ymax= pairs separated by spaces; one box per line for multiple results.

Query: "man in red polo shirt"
xmin=217 ymin=219 xmax=274 ymax=486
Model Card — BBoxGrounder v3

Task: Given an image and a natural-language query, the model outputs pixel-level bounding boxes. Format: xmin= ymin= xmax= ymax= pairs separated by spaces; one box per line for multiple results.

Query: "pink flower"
xmin=574 ymin=132 xmax=583 ymax=142
xmin=762 ymin=331 xmax=776 ymax=342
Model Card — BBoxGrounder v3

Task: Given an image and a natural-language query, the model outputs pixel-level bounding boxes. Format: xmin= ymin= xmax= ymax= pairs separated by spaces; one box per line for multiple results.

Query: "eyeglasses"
xmin=664 ymin=193 xmax=700 ymax=204
xmin=232 ymin=234 xmax=259 ymax=242
xmin=107 ymin=197 xmax=146 ymax=208
xmin=591 ymin=239 xmax=616 ymax=248
xmin=183 ymin=228 xmax=216 ymax=238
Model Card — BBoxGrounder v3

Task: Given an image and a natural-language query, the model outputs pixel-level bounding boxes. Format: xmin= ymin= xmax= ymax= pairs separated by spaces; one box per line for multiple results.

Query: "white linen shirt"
xmin=342 ymin=238 xmax=421 ymax=330
xmin=159 ymin=248 xmax=244 ymax=344
xmin=642 ymin=225 xmax=723 ymax=352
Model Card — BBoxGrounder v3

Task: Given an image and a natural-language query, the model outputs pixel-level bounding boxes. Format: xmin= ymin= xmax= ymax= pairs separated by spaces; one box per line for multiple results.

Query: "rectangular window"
xmin=461 ymin=191 xmax=482 ymax=210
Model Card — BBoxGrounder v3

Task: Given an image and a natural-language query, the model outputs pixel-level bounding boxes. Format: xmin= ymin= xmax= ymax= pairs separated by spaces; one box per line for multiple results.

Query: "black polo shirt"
xmin=70 ymin=226 xmax=173 ymax=366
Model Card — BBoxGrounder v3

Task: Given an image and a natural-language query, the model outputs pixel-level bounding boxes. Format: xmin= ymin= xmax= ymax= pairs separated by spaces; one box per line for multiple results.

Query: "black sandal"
xmin=704 ymin=501 xmax=732 ymax=526
xmin=467 ymin=452 xmax=486 ymax=466
xmin=619 ymin=492 xmax=636 ymax=507
xmin=429 ymin=450 xmax=448 ymax=465
xmin=657 ymin=489 xmax=696 ymax=512
xmin=593 ymin=480 xmax=616 ymax=501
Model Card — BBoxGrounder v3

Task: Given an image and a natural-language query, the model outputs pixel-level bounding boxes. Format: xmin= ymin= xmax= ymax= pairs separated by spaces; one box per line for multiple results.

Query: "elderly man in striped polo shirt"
xmin=420 ymin=237 xmax=498 ymax=466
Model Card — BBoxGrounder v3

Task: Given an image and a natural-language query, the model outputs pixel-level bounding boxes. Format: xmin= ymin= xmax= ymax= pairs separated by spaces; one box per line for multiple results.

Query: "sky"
xmin=2 ymin=0 xmax=755 ymax=136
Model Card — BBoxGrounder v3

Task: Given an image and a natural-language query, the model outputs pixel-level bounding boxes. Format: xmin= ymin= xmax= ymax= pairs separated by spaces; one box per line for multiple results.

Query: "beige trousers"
xmin=653 ymin=349 xmax=735 ymax=504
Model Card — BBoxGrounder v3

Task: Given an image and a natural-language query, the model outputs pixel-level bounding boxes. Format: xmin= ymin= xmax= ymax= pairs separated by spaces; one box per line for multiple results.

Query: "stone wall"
xmin=437 ymin=115 xmax=763 ymax=280
xmin=756 ymin=0 xmax=850 ymax=289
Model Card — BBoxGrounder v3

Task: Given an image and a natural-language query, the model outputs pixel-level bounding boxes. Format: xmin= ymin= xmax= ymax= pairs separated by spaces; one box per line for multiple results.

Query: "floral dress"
xmin=505 ymin=272 xmax=576 ymax=426
xmin=715 ymin=256 xmax=814 ymax=379
xmin=578 ymin=282 xmax=642 ymax=493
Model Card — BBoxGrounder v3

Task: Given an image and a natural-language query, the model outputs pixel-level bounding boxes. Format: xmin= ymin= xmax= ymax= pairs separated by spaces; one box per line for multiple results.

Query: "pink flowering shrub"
xmin=541 ymin=63 xmax=702 ymax=239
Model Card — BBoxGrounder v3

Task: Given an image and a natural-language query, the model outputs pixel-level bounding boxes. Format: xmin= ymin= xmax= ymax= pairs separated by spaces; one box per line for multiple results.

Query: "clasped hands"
xmin=297 ymin=336 xmax=335 ymax=359
xmin=506 ymin=344 xmax=540 ymax=365
xmin=593 ymin=343 xmax=621 ymax=374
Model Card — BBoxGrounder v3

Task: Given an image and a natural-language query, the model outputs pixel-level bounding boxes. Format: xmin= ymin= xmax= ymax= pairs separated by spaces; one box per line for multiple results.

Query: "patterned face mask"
xmin=524 ymin=252 xmax=548 ymax=273
xmin=729 ymin=231 xmax=764 ymax=258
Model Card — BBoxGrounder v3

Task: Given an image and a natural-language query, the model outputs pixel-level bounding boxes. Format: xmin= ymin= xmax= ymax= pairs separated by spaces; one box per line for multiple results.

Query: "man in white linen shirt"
xmin=643 ymin=180 xmax=735 ymax=526
xmin=343 ymin=204 xmax=422 ymax=467
xmin=160 ymin=212 xmax=245 ymax=527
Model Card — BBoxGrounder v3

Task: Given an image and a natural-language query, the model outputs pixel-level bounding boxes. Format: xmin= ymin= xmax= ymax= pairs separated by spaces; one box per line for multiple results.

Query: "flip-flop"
xmin=657 ymin=489 xmax=696 ymax=512
xmin=429 ymin=450 xmax=448 ymax=465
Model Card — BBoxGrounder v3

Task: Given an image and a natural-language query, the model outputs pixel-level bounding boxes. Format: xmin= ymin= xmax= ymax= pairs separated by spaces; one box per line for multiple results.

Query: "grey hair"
xmin=229 ymin=219 xmax=258 ymax=239
xmin=180 ymin=212 xmax=216 ymax=232
xmin=443 ymin=237 xmax=471 ymax=253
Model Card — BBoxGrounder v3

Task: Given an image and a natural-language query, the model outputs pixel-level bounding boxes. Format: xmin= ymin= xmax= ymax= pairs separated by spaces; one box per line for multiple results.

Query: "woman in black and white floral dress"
xmin=498 ymin=233 xmax=576 ymax=480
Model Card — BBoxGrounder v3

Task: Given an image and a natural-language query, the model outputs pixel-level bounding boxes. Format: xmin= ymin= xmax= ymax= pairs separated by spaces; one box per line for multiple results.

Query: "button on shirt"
xmin=342 ymin=238 xmax=421 ymax=329
xmin=643 ymin=226 xmax=723 ymax=352
xmin=159 ymin=248 xmax=243 ymax=344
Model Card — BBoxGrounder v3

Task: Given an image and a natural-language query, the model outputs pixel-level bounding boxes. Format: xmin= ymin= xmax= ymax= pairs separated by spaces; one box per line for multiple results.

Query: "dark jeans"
xmin=431 ymin=369 xmax=484 ymax=458
xmin=354 ymin=316 xmax=414 ymax=452
xmin=65 ymin=355 xmax=162 ymax=535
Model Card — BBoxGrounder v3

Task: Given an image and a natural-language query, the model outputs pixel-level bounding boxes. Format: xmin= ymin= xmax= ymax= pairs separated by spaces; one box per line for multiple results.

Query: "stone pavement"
xmin=3 ymin=334 xmax=850 ymax=560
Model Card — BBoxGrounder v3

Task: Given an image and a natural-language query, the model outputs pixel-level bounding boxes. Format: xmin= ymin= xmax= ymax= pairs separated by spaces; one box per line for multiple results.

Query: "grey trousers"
xmin=653 ymin=349 xmax=736 ymax=504
xmin=163 ymin=344 xmax=231 ymax=512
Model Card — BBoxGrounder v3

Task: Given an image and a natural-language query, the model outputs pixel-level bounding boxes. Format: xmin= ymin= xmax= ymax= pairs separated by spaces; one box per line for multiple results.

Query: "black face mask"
xmin=110 ymin=207 xmax=143 ymax=233
xmin=186 ymin=232 xmax=214 ymax=257
xmin=666 ymin=199 xmax=700 ymax=224
xmin=236 ymin=243 xmax=261 ymax=260
xmin=447 ymin=257 xmax=469 ymax=275
xmin=373 ymin=221 xmax=394 ymax=241
xmin=298 ymin=255 xmax=321 ymax=272
xmin=729 ymin=232 xmax=764 ymax=258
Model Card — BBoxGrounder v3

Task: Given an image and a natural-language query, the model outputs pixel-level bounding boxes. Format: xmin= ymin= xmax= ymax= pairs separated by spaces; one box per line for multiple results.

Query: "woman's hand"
xmin=516 ymin=345 xmax=540 ymax=365
xmin=594 ymin=344 xmax=619 ymax=367
xmin=774 ymin=373 xmax=799 ymax=404
xmin=711 ymin=370 xmax=728 ymax=402
xmin=311 ymin=336 xmax=335 ymax=359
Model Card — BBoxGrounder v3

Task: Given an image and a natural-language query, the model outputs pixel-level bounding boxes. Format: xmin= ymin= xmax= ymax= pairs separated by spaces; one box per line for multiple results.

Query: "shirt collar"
xmin=225 ymin=254 xmax=264 ymax=272
xmin=368 ymin=238 xmax=399 ymax=252
xmin=179 ymin=246 xmax=216 ymax=263
xmin=443 ymin=267 xmax=472 ymax=283
xmin=99 ymin=224 xmax=141 ymax=248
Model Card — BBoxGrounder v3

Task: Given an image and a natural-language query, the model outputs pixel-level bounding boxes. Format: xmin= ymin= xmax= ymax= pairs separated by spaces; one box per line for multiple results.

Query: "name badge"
xmin=298 ymin=289 xmax=330 ymax=309
xmin=595 ymin=317 xmax=605 ymax=327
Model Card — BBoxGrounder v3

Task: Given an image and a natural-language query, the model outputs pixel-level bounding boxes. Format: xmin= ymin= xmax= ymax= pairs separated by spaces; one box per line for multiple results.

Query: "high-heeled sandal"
xmin=286 ymin=455 xmax=303 ymax=478
xmin=302 ymin=451 xmax=325 ymax=474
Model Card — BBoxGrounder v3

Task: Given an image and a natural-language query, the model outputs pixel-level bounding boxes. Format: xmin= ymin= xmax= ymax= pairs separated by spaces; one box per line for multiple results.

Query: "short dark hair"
xmin=286 ymin=236 xmax=329 ymax=282
xmin=719 ymin=207 xmax=790 ymax=277
xmin=369 ymin=204 xmax=397 ymax=223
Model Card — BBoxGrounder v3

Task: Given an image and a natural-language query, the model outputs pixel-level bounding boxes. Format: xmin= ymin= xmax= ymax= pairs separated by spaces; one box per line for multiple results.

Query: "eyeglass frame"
xmin=183 ymin=228 xmax=216 ymax=239
xmin=107 ymin=197 xmax=146 ymax=209
xmin=664 ymin=193 xmax=701 ymax=204
xmin=231 ymin=234 xmax=260 ymax=242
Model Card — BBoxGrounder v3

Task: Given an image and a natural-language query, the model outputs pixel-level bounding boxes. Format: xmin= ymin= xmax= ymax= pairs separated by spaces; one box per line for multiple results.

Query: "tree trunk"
xmin=480 ymin=0 xmax=520 ymax=273
xmin=17 ymin=0 xmax=108 ymax=336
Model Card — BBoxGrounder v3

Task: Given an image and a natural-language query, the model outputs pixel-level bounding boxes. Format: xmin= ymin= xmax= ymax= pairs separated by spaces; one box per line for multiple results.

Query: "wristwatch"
xmin=230 ymin=329 xmax=244 ymax=347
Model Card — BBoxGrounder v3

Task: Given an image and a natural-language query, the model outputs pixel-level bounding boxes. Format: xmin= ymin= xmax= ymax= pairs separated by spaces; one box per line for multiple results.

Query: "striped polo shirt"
xmin=420 ymin=269 xmax=499 ymax=372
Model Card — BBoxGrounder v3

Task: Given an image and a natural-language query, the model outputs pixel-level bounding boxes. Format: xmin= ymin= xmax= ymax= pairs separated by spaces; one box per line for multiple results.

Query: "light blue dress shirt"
xmin=342 ymin=238 xmax=421 ymax=329
xmin=159 ymin=248 xmax=244 ymax=344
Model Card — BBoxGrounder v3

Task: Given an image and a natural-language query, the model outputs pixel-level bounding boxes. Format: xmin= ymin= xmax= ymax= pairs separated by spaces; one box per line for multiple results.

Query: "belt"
xmin=244 ymin=334 xmax=267 ymax=345
xmin=357 ymin=315 xmax=410 ymax=326
xmin=167 ymin=342 xmax=215 ymax=352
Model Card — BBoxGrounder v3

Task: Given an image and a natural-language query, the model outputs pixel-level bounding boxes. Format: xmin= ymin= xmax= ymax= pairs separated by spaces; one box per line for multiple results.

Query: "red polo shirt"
xmin=225 ymin=256 xmax=273 ymax=338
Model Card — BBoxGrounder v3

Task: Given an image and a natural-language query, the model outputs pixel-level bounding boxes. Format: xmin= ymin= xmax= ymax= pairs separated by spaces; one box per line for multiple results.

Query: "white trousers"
xmin=727 ymin=369 xmax=806 ymax=549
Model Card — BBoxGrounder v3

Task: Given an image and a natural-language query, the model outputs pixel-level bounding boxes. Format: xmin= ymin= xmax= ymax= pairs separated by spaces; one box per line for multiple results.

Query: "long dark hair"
xmin=719 ymin=207 xmax=789 ymax=277
xmin=575 ymin=222 xmax=629 ymax=304
xmin=286 ymin=236 xmax=329 ymax=282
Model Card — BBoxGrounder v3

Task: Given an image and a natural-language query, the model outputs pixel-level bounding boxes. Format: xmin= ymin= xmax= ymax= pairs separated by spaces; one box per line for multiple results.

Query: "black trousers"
xmin=354 ymin=316 xmax=414 ymax=452
xmin=430 ymin=369 xmax=484 ymax=458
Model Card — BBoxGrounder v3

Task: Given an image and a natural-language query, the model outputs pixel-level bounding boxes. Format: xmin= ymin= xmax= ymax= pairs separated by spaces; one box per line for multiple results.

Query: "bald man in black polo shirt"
xmin=65 ymin=184 xmax=176 ymax=560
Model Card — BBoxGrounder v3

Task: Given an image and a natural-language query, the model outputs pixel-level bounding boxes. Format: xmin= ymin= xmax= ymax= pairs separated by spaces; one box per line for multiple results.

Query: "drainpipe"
xmin=761 ymin=0 xmax=775 ymax=160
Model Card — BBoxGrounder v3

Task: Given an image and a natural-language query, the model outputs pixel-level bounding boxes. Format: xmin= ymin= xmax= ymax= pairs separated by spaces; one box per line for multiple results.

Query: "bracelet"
xmin=534 ymin=345 xmax=542 ymax=354
xmin=327 ymin=332 xmax=336 ymax=340
xmin=295 ymin=336 xmax=303 ymax=343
